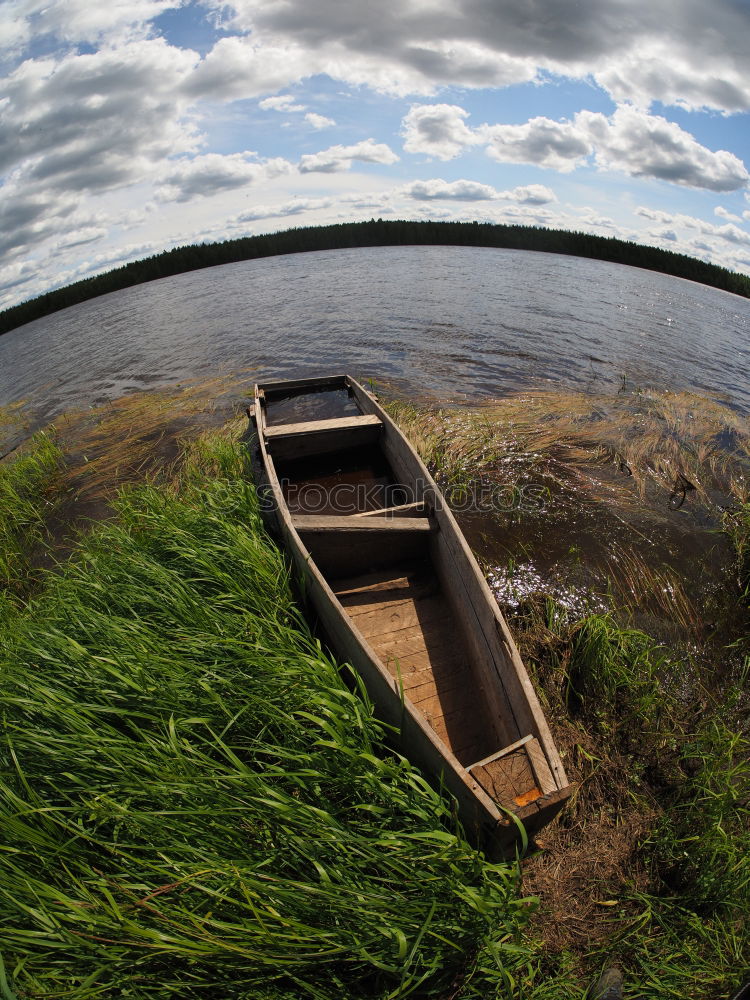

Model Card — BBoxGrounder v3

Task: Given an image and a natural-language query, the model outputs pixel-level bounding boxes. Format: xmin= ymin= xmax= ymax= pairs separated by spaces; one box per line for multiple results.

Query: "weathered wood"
xmin=265 ymin=414 xmax=382 ymax=461
xmin=345 ymin=595 xmax=446 ymax=639
xmin=468 ymin=735 xmax=534 ymax=770
xmin=335 ymin=575 xmax=438 ymax=602
xmin=333 ymin=562 xmax=437 ymax=598
xmin=467 ymin=736 xmax=556 ymax=809
xmin=471 ymin=748 xmax=537 ymax=806
xmin=261 ymin=374 xmax=347 ymax=396
xmin=292 ymin=514 xmax=433 ymax=533
xmin=525 ymin=735 xmax=557 ymax=795
xmin=265 ymin=414 xmax=382 ymax=439
xmin=252 ymin=375 xmax=572 ymax=856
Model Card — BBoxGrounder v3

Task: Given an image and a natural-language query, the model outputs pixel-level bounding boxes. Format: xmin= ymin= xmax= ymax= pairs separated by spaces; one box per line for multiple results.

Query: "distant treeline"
xmin=2 ymin=219 xmax=749 ymax=335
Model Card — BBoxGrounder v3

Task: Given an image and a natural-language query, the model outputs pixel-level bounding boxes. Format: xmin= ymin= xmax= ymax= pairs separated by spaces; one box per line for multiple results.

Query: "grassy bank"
xmin=2 ymin=384 xmax=748 ymax=998
xmin=0 ymin=425 xmax=532 ymax=999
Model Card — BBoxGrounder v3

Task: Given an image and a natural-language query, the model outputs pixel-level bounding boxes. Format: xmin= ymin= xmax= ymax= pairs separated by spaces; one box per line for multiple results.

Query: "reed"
xmin=565 ymin=612 xmax=669 ymax=730
xmin=0 ymin=430 xmax=530 ymax=999
xmin=0 ymin=430 xmax=61 ymax=602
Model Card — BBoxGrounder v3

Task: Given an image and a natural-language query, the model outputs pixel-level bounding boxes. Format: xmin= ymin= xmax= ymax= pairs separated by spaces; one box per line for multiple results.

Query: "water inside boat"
xmin=265 ymin=387 xmax=360 ymax=425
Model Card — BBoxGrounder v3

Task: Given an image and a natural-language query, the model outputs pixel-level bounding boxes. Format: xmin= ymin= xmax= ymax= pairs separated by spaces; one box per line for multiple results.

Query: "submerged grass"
xmin=0 ymin=429 xmax=530 ymax=999
xmin=384 ymin=386 xmax=750 ymax=514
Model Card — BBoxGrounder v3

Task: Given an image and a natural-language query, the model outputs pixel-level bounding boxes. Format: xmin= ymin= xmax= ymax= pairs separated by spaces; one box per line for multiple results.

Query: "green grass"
xmin=0 ymin=430 xmax=61 ymax=604
xmin=0 ymin=432 xmax=531 ymax=999
xmin=3 ymin=406 xmax=749 ymax=1000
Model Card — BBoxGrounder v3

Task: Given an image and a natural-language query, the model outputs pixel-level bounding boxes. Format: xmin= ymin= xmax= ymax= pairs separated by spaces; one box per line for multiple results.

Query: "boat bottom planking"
xmin=251 ymin=374 xmax=571 ymax=855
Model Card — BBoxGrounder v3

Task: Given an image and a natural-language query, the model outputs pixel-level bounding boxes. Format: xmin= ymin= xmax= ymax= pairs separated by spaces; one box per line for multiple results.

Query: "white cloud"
xmin=636 ymin=206 xmax=674 ymax=224
xmin=406 ymin=178 xmax=499 ymax=200
xmin=156 ymin=153 xmax=293 ymax=202
xmin=259 ymin=95 xmax=306 ymax=112
xmin=182 ymin=36 xmax=314 ymax=101
xmin=635 ymin=206 xmax=750 ymax=252
xmin=579 ymin=106 xmax=749 ymax=193
xmin=403 ymin=178 xmax=556 ymax=203
xmin=52 ymin=226 xmax=109 ymax=250
xmin=710 ymin=223 xmax=750 ymax=247
xmin=305 ymin=112 xmax=335 ymax=129
xmin=0 ymin=4 xmax=31 ymax=55
xmin=715 ymin=206 xmax=742 ymax=223
xmin=234 ymin=197 xmax=335 ymax=222
xmin=506 ymin=184 xmax=557 ymax=204
xmin=402 ymin=104 xmax=482 ymax=159
xmin=4 ymin=0 xmax=178 ymax=51
xmin=203 ymin=0 xmax=750 ymax=112
xmin=401 ymin=103 xmax=749 ymax=192
xmin=299 ymin=139 xmax=399 ymax=173
xmin=482 ymin=116 xmax=592 ymax=172
xmin=592 ymin=38 xmax=750 ymax=113
xmin=1 ymin=40 xmax=200 ymax=189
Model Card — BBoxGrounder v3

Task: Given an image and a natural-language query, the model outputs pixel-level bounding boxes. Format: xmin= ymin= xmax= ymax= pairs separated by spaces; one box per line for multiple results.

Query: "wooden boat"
xmin=251 ymin=374 xmax=571 ymax=854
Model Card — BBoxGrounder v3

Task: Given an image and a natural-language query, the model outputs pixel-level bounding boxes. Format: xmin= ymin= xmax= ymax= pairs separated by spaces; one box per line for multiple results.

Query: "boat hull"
xmin=252 ymin=375 xmax=571 ymax=855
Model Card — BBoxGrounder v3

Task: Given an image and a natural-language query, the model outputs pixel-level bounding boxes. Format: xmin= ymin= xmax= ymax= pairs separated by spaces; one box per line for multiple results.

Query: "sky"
xmin=2 ymin=0 xmax=750 ymax=312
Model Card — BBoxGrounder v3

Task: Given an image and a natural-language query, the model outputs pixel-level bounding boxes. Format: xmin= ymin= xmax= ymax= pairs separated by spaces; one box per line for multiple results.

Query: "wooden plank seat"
xmin=264 ymin=414 xmax=382 ymax=460
xmin=292 ymin=514 xmax=433 ymax=533
xmin=265 ymin=414 xmax=382 ymax=438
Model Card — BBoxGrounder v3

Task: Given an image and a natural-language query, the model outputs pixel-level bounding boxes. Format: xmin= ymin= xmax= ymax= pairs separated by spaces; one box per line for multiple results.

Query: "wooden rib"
xmin=337 ymin=580 xmax=438 ymax=605
xmin=352 ymin=501 xmax=427 ymax=518
xmin=340 ymin=580 xmax=439 ymax=611
xmin=467 ymin=735 xmax=534 ymax=771
xmin=259 ymin=374 xmax=347 ymax=396
xmin=334 ymin=573 xmax=416 ymax=596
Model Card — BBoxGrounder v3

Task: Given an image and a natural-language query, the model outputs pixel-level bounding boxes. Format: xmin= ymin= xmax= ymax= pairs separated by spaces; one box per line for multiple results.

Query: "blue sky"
xmin=2 ymin=0 xmax=750 ymax=311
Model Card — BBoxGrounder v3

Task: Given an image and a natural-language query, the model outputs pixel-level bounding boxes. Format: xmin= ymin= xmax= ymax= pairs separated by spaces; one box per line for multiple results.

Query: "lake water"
xmin=1 ymin=245 xmax=749 ymax=426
